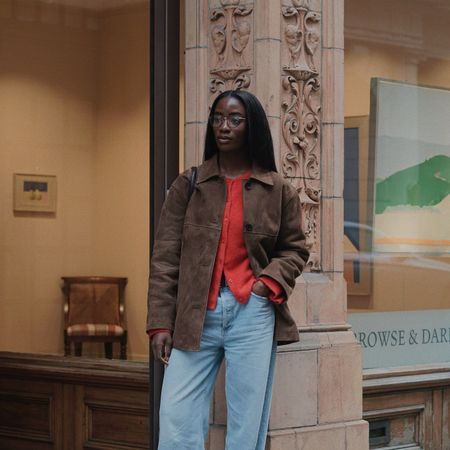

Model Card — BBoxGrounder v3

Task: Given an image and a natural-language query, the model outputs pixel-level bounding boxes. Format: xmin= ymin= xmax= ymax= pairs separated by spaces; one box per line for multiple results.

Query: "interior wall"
xmin=0 ymin=0 xmax=150 ymax=359
xmin=0 ymin=2 xmax=98 ymax=353
xmin=345 ymin=0 xmax=450 ymax=117
xmin=344 ymin=44 xmax=415 ymax=118
xmin=95 ymin=3 xmax=149 ymax=360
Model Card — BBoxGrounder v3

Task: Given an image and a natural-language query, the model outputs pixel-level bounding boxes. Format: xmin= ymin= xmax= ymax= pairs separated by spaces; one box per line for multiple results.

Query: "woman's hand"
xmin=251 ymin=280 xmax=271 ymax=298
xmin=152 ymin=332 xmax=173 ymax=365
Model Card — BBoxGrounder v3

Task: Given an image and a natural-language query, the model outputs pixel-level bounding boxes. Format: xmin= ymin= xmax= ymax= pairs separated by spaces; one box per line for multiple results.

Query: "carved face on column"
xmin=212 ymin=96 xmax=247 ymax=155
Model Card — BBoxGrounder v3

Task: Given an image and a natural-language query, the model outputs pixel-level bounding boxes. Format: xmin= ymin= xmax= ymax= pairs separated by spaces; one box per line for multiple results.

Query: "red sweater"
xmin=148 ymin=172 xmax=284 ymax=338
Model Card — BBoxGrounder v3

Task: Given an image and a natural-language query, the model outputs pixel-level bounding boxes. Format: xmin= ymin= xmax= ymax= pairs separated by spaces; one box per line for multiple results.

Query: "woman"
xmin=147 ymin=90 xmax=309 ymax=450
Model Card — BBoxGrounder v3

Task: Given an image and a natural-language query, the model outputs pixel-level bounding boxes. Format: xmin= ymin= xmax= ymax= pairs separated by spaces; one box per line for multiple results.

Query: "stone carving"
xmin=281 ymin=0 xmax=321 ymax=271
xmin=209 ymin=0 xmax=253 ymax=93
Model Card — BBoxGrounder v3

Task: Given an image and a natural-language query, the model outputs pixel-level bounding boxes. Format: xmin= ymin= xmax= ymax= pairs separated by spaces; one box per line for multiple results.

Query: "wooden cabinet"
xmin=0 ymin=353 xmax=149 ymax=450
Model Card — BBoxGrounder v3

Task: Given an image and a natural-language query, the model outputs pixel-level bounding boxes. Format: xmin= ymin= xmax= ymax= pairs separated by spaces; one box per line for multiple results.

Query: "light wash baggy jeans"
xmin=158 ymin=286 xmax=277 ymax=450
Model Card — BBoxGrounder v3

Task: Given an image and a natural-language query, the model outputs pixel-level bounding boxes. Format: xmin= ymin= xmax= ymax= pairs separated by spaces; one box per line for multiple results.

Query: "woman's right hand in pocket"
xmin=152 ymin=332 xmax=173 ymax=365
xmin=251 ymin=280 xmax=271 ymax=298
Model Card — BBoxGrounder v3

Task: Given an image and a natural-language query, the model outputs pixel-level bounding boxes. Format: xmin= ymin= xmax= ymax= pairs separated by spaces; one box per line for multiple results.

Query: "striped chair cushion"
xmin=67 ymin=324 xmax=124 ymax=337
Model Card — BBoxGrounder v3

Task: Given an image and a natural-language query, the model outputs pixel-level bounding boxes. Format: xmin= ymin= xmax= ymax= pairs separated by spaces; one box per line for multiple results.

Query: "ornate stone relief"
xmin=281 ymin=0 xmax=321 ymax=271
xmin=209 ymin=0 xmax=253 ymax=94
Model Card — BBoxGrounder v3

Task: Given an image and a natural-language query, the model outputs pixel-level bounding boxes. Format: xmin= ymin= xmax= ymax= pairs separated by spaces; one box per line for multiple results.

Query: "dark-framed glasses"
xmin=209 ymin=114 xmax=246 ymax=128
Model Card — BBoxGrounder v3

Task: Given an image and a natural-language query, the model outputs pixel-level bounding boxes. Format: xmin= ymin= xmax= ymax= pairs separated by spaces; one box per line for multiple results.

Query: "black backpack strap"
xmin=188 ymin=166 xmax=198 ymax=199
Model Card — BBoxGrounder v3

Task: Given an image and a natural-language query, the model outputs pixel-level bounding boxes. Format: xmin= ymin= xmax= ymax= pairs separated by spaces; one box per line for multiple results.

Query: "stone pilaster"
xmin=184 ymin=0 xmax=210 ymax=169
xmin=184 ymin=0 xmax=368 ymax=448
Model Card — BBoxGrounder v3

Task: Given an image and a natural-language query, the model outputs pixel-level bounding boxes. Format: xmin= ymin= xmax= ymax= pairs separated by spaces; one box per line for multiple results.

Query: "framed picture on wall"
xmin=344 ymin=116 xmax=374 ymax=307
xmin=13 ymin=174 xmax=57 ymax=213
xmin=370 ymin=78 xmax=450 ymax=254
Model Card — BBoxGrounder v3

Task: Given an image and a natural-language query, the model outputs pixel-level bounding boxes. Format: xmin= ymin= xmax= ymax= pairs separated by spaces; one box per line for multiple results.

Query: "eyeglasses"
xmin=209 ymin=114 xmax=246 ymax=129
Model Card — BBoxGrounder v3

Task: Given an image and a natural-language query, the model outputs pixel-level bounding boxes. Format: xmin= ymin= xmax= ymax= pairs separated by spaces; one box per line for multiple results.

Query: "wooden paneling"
xmin=0 ymin=352 xmax=149 ymax=450
xmin=0 ymin=378 xmax=64 ymax=450
xmin=86 ymin=402 xmax=148 ymax=448
xmin=442 ymin=388 xmax=450 ymax=447
xmin=6 ymin=353 xmax=450 ymax=449
xmin=0 ymin=436 xmax=55 ymax=450
xmin=364 ymin=391 xmax=432 ymax=448
xmin=84 ymin=386 xmax=149 ymax=449
xmin=363 ymin=364 xmax=450 ymax=449
xmin=432 ymin=389 xmax=443 ymax=448
xmin=83 ymin=387 xmax=150 ymax=450
xmin=0 ymin=392 xmax=53 ymax=440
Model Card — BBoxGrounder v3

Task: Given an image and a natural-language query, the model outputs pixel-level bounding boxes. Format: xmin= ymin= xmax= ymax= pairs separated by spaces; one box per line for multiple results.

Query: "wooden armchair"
xmin=61 ymin=276 xmax=128 ymax=359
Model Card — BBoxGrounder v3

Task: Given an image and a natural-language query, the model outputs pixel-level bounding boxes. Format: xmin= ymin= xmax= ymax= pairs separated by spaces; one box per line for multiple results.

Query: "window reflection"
xmin=345 ymin=0 xmax=450 ymax=368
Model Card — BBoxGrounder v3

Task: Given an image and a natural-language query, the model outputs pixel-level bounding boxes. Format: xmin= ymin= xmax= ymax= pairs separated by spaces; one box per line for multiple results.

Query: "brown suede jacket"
xmin=146 ymin=154 xmax=310 ymax=351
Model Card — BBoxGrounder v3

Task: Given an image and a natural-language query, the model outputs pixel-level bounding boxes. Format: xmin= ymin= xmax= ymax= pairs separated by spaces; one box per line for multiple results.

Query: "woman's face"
xmin=211 ymin=96 xmax=247 ymax=155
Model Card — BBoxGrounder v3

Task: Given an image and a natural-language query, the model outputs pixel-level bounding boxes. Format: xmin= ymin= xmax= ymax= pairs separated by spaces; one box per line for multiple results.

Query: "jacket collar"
xmin=197 ymin=153 xmax=274 ymax=186
xmin=196 ymin=154 xmax=220 ymax=183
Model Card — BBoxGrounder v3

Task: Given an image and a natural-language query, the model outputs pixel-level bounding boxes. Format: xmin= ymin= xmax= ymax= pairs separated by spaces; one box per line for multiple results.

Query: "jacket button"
xmin=245 ymin=223 xmax=253 ymax=232
xmin=244 ymin=181 xmax=252 ymax=190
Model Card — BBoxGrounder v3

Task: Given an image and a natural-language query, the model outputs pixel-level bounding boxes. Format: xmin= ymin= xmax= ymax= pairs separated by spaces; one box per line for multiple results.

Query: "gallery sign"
xmin=349 ymin=310 xmax=450 ymax=369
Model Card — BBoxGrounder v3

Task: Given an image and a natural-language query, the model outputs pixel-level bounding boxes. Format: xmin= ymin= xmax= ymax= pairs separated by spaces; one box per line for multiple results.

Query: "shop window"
xmin=0 ymin=0 xmax=150 ymax=360
xmin=344 ymin=0 xmax=450 ymax=369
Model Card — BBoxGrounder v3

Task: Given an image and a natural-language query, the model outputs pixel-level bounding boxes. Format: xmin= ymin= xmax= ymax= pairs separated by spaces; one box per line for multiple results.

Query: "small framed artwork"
xmin=14 ymin=174 xmax=57 ymax=213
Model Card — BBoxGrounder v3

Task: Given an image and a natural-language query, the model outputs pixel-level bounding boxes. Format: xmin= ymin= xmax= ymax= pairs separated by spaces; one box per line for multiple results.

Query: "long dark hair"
xmin=203 ymin=90 xmax=277 ymax=172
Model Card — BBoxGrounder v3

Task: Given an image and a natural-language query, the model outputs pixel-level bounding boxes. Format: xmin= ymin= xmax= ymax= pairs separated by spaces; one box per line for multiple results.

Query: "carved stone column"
xmin=184 ymin=0 xmax=368 ymax=448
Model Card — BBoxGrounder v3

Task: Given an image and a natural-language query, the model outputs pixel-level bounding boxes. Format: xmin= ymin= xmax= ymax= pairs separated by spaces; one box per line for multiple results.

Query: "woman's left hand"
xmin=251 ymin=280 xmax=271 ymax=298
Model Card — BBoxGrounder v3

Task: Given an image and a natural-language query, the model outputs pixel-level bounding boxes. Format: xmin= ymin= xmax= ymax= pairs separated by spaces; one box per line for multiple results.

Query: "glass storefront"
xmin=0 ymin=0 xmax=150 ymax=359
xmin=344 ymin=0 xmax=450 ymax=368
